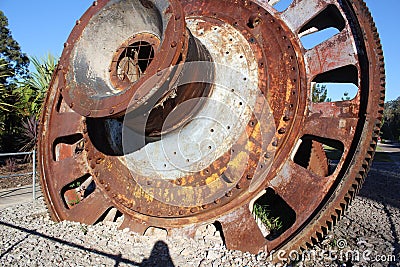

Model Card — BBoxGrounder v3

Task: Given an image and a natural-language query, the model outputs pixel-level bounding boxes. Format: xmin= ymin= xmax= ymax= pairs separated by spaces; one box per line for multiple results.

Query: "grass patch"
xmin=253 ymin=203 xmax=283 ymax=232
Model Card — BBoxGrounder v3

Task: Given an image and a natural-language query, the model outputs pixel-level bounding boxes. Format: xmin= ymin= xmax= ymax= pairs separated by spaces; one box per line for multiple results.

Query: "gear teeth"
xmin=321 ymin=226 xmax=328 ymax=236
xmin=326 ymin=220 xmax=333 ymax=231
xmin=316 ymin=231 xmax=324 ymax=242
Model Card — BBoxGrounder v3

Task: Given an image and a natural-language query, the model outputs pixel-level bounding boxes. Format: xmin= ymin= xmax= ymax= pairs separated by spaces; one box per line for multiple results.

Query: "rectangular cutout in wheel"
xmin=53 ymin=133 xmax=84 ymax=161
xmin=251 ymin=188 xmax=296 ymax=241
xmin=61 ymin=174 xmax=96 ymax=209
xmin=293 ymin=135 xmax=344 ymax=177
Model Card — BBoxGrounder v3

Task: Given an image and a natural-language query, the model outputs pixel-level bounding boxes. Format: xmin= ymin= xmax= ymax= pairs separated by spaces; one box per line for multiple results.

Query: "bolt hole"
xmin=210 ymin=129 xmax=214 ymax=133
xmin=208 ymin=146 xmax=212 ymax=150
xmin=239 ymin=102 xmax=243 ymax=106
xmin=227 ymin=126 xmax=231 ymax=130
xmin=226 ymin=51 xmax=229 ymax=54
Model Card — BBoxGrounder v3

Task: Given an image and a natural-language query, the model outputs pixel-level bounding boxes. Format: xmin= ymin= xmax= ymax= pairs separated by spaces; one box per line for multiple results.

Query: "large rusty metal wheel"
xmin=39 ymin=0 xmax=385 ymax=256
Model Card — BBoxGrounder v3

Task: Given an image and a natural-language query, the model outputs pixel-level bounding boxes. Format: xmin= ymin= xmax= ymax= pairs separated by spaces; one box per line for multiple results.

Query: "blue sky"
xmin=1 ymin=0 xmax=398 ymax=101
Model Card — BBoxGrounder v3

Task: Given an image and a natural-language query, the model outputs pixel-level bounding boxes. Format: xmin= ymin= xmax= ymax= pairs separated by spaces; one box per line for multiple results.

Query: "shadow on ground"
xmin=0 ymin=220 xmax=175 ymax=267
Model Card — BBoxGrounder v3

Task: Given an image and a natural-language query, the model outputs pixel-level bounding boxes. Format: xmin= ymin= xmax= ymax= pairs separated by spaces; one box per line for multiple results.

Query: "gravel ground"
xmin=1 ymin=160 xmax=399 ymax=267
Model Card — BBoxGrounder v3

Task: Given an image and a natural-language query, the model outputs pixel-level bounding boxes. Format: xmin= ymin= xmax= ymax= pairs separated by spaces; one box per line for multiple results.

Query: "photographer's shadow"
xmin=140 ymin=240 xmax=175 ymax=267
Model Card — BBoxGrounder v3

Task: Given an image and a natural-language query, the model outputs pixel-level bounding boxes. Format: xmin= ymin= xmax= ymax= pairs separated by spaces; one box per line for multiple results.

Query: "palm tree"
xmin=15 ymin=53 xmax=58 ymax=151
xmin=15 ymin=53 xmax=58 ymax=117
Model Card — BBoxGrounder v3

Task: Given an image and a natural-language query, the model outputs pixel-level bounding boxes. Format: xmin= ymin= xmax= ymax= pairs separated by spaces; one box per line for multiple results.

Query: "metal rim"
xmin=39 ymin=0 xmax=385 ymax=256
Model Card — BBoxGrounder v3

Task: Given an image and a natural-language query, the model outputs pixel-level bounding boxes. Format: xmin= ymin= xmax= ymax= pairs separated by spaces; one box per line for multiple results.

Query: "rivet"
xmin=157 ymin=70 xmax=162 ymax=76
xmin=108 ymin=69 xmax=112 ymax=72
xmin=157 ymin=211 xmax=162 ymax=216
xmin=96 ymin=158 xmax=102 ymax=164
xmin=202 ymin=204 xmax=209 ymax=209
xmin=168 ymin=211 xmax=173 ymax=216
xmin=190 ymin=207 xmax=197 ymax=213
xmin=93 ymin=1 xmax=98 ymax=6
xmin=99 ymin=179 xmax=104 ymax=184
xmin=64 ymin=42 xmax=69 ymax=48
xmin=176 ymin=179 xmax=182 ymax=185
xmin=109 ymin=108 xmax=114 ymax=114
xmin=236 ymin=183 xmax=242 ymax=189
xmin=94 ymin=172 xmax=99 ymax=176
xmin=246 ymin=174 xmax=252 ymax=180
xmin=214 ymin=199 xmax=221 ymax=204
xmin=58 ymin=65 xmax=64 ymax=70
xmin=69 ymin=102 xmax=74 ymax=108
xmin=104 ymin=184 xmax=110 ymax=191
xmin=90 ymin=162 xmax=96 ymax=169
xmin=175 ymin=14 xmax=181 ymax=20
xmin=86 ymin=111 xmax=91 ymax=116
xmin=272 ymin=140 xmax=278 ymax=147
xmin=179 ymin=210 xmax=184 ymax=215
xmin=171 ymin=41 xmax=177 ymax=48
xmin=76 ymin=20 xmax=81 ymax=25
xmin=283 ymin=116 xmax=290 ymax=121
xmin=278 ymin=127 xmax=286 ymax=134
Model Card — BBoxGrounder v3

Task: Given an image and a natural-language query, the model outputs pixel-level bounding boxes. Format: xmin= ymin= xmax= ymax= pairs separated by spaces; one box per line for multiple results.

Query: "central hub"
xmin=110 ymin=33 xmax=160 ymax=89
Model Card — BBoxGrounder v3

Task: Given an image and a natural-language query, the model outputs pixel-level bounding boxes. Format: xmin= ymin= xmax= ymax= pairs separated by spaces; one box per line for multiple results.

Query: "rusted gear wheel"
xmin=39 ymin=0 xmax=385 ymax=256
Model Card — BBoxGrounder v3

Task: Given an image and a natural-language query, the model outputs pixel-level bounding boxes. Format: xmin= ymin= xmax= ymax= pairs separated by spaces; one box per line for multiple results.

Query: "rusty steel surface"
xmin=38 ymin=0 xmax=385 ymax=258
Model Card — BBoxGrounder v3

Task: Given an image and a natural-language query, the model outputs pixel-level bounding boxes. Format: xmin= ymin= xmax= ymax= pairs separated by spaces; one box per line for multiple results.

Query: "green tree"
xmin=381 ymin=97 xmax=400 ymax=141
xmin=341 ymin=92 xmax=351 ymax=101
xmin=312 ymin=83 xmax=328 ymax=103
xmin=0 ymin=11 xmax=29 ymax=151
xmin=15 ymin=53 xmax=58 ymax=117
xmin=14 ymin=54 xmax=58 ymax=151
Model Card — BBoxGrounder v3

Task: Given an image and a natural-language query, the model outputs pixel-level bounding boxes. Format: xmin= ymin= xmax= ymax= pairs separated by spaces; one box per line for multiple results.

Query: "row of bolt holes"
xmin=162 ymin=88 xmax=247 ymax=168
xmin=162 ymin=119 xmax=259 ymax=169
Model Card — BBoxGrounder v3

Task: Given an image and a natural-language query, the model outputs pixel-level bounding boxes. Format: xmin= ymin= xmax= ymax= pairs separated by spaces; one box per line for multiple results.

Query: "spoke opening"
xmin=251 ymin=187 xmax=296 ymax=241
xmin=53 ymin=133 xmax=84 ymax=161
xmin=293 ymin=135 xmax=344 ymax=177
xmin=61 ymin=174 xmax=96 ymax=209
